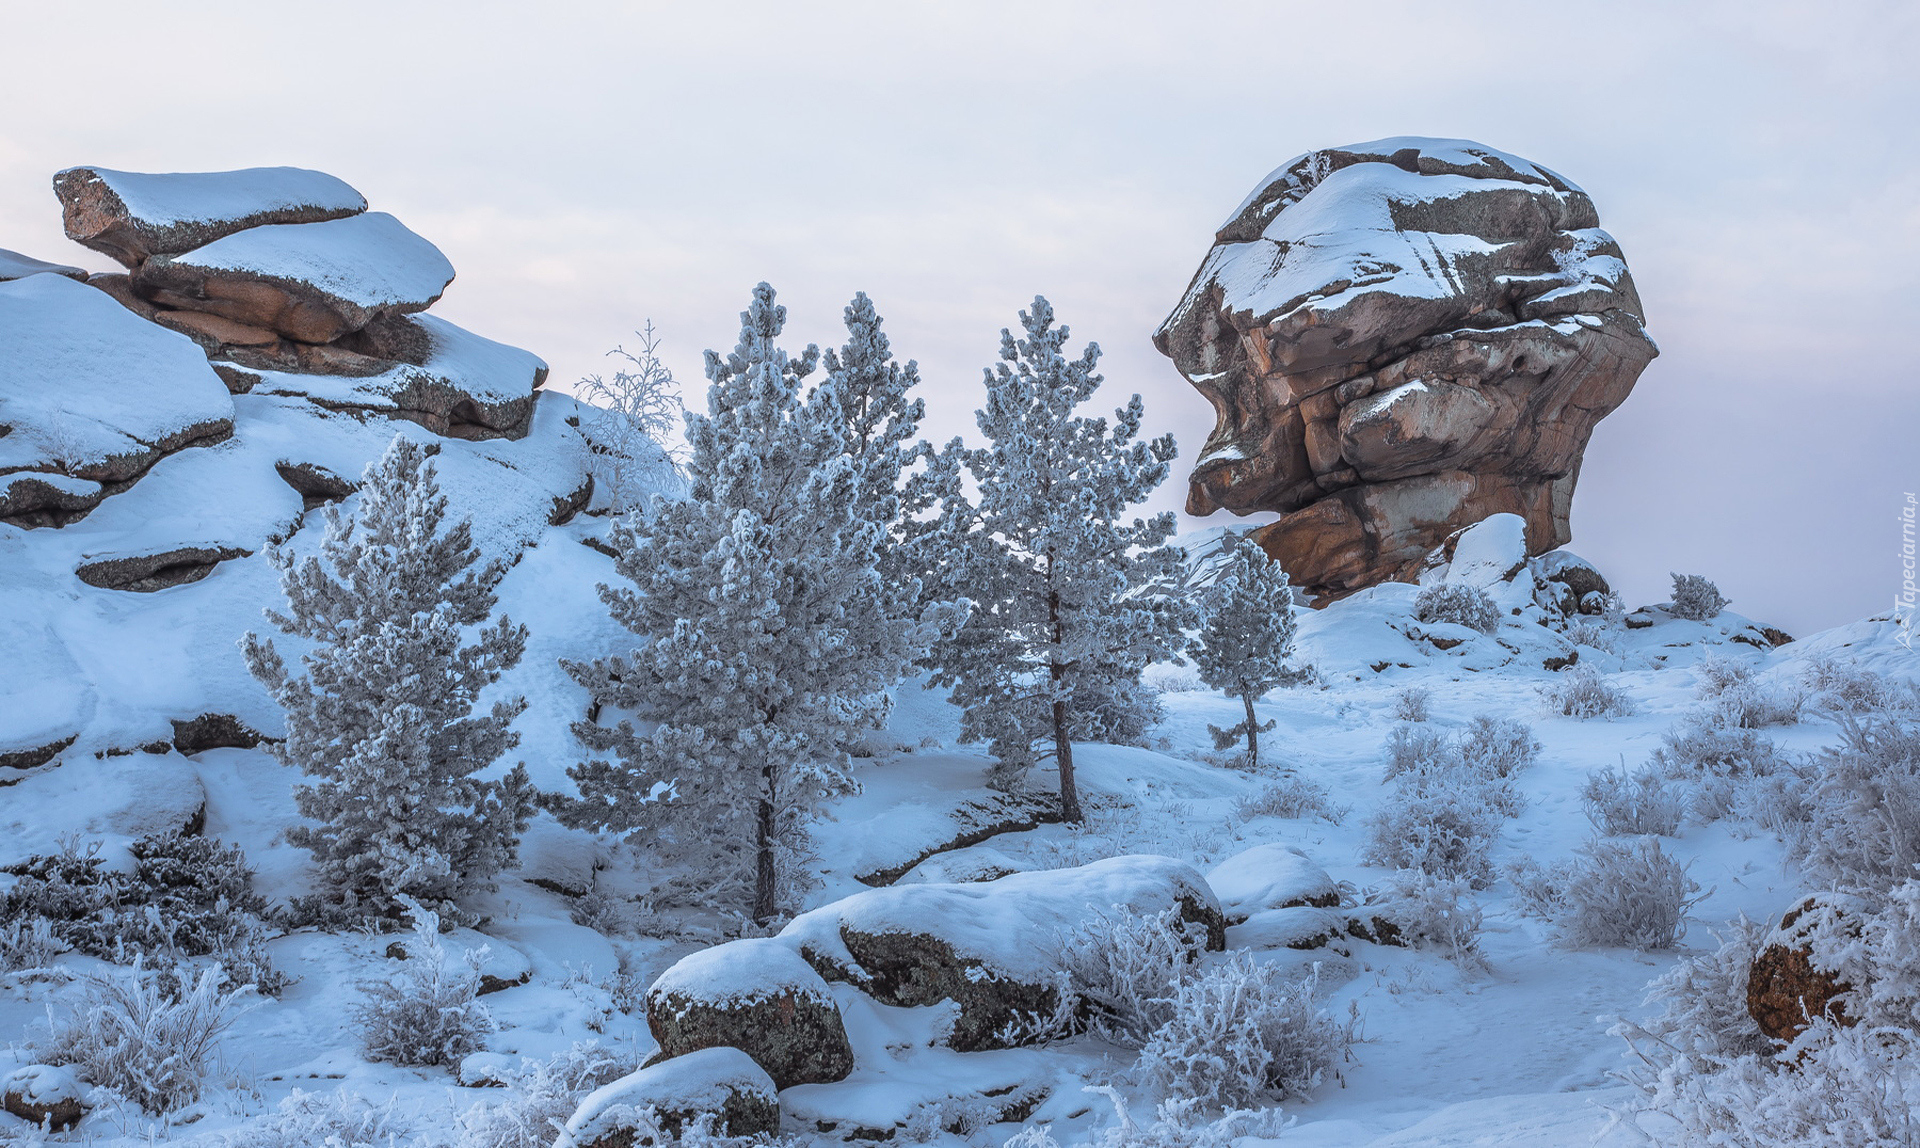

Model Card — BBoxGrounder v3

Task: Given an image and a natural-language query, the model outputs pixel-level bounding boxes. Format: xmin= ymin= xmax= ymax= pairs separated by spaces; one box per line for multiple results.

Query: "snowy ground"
xmin=4 ymin=541 xmax=1910 ymax=1147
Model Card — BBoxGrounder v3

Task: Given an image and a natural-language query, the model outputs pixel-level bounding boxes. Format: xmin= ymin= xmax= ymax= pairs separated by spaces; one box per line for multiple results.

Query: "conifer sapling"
xmin=1193 ymin=533 xmax=1296 ymax=768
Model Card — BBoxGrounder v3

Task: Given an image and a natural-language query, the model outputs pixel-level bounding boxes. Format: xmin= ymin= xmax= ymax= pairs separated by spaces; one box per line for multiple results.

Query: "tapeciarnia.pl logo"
xmin=1899 ymin=493 xmax=1917 ymax=649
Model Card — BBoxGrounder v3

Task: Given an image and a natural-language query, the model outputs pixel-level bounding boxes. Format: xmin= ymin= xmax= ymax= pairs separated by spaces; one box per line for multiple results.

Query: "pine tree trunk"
xmin=1243 ymin=691 xmax=1261 ymax=770
xmin=754 ymin=789 xmax=777 ymax=923
xmin=1053 ymin=697 xmax=1082 ymax=824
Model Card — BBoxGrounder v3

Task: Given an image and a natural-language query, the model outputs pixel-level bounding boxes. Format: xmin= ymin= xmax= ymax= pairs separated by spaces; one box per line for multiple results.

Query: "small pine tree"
xmin=923 ymin=297 xmax=1187 ymax=822
xmin=1669 ymin=572 xmax=1729 ymax=621
xmin=242 ymin=436 xmax=534 ymax=927
xmin=1192 ymin=533 xmax=1296 ymax=768
xmin=559 ymin=285 xmax=953 ymax=921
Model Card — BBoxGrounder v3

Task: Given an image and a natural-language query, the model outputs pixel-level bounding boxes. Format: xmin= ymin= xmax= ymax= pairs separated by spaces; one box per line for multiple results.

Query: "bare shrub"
xmin=1582 ymin=763 xmax=1686 ymax=837
xmin=1457 ymin=714 xmax=1540 ymax=779
xmin=1362 ymin=782 xmax=1501 ymax=888
xmin=1381 ymin=723 xmax=1451 ymax=783
xmin=1392 ymin=686 xmax=1431 ymax=722
xmin=1135 ymin=955 xmax=1358 ymax=1107
xmin=1710 ymin=679 xmax=1805 ymax=729
xmin=1541 ymin=664 xmax=1634 ymax=719
xmin=1232 ymin=774 xmax=1346 ymax=824
xmin=1359 ymin=871 xmax=1484 ymax=968
xmin=38 ymin=960 xmax=254 ymax=1114
xmin=1056 ymin=904 xmax=1205 ymax=1048
xmin=444 ymin=1041 xmax=641 ymax=1148
xmin=1802 ymin=655 xmax=1920 ymax=716
xmin=1555 ymin=837 xmax=1702 ymax=950
xmin=1413 ymin=583 xmax=1499 ymax=634
xmin=1793 ymin=714 xmax=1920 ymax=892
xmin=353 ymin=898 xmax=495 ymax=1069
xmin=1504 ymin=855 xmax=1574 ymax=920
xmin=0 ymin=918 xmax=67 ymax=976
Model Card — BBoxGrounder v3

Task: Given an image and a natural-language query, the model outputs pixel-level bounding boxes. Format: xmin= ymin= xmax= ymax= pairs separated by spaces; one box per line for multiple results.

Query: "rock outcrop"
xmin=54 ymin=166 xmax=367 ymax=266
xmin=1156 ymin=137 xmax=1657 ymax=602
xmin=1 ymin=1065 xmax=86 ymax=1132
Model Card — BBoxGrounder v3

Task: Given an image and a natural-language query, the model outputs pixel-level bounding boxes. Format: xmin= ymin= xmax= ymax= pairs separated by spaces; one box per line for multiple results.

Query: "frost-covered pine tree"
xmin=559 ymin=284 xmax=953 ymax=921
xmin=1193 ymin=533 xmax=1296 ymax=768
xmin=924 ymin=297 xmax=1187 ymax=822
xmin=242 ymin=436 xmax=534 ymax=926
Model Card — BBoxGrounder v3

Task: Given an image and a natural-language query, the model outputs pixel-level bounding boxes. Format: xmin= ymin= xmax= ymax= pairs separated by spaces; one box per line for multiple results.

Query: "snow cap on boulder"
xmin=556 ymin=1046 xmax=779 ymax=1147
xmin=646 ymin=937 xmax=853 ymax=1089
xmin=54 ymin=165 xmax=367 ymax=266
xmin=1206 ymin=843 xmax=1340 ymax=923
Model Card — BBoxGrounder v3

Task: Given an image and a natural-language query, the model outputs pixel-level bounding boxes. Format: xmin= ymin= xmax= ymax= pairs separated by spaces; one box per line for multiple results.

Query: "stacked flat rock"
xmin=54 ymin=166 xmax=540 ymax=439
xmin=1155 ymin=137 xmax=1657 ymax=603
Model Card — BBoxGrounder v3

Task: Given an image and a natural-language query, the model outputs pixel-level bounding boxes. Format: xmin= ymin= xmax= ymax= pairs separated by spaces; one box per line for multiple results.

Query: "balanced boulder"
xmin=54 ymin=165 xmax=366 ymax=266
xmin=1155 ymin=137 xmax=1657 ymax=602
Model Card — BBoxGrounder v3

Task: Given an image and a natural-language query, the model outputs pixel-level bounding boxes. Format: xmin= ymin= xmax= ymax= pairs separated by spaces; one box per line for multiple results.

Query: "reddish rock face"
xmin=1747 ymin=896 xmax=1857 ymax=1045
xmin=1155 ymin=138 xmax=1657 ymax=602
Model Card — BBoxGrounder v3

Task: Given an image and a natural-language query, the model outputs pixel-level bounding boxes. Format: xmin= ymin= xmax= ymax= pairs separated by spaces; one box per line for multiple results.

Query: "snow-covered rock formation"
xmin=1156 ymin=138 xmax=1657 ymax=602
xmin=0 ymin=166 xmax=598 ymax=791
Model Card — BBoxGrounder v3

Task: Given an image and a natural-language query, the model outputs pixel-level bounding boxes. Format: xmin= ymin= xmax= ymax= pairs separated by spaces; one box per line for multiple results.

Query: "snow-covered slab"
xmin=1208 ymin=843 xmax=1340 ymax=920
xmin=245 ymin=314 xmax=545 ymax=436
xmin=0 ymin=248 xmax=86 ymax=282
xmin=0 ymin=753 xmax=205 ymax=871
xmin=54 ymin=165 xmax=366 ymax=265
xmin=135 ymin=211 xmax=453 ymax=345
xmin=557 ymin=1047 xmax=778 ymax=1145
xmin=0 ymin=273 xmax=233 ymax=485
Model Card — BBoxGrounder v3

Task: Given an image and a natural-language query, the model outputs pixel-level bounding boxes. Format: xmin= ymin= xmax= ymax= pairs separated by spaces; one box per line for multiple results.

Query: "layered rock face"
xmin=1155 ymin=138 xmax=1657 ymax=601
xmin=54 ymin=166 xmax=540 ymax=440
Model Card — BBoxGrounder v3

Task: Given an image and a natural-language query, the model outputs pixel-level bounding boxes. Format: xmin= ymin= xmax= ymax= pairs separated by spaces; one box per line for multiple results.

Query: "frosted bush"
xmin=1802 ymin=655 xmax=1920 ymax=716
xmin=1055 ymin=904 xmax=1204 ymax=1047
xmin=1540 ymin=664 xmax=1634 ymax=718
xmin=1691 ymin=653 xmax=1751 ymax=698
xmin=1668 ymin=573 xmax=1729 ymax=621
xmin=1233 ymin=773 xmax=1346 ymax=824
xmin=1562 ymin=619 xmax=1618 ymax=653
xmin=353 ymin=899 xmax=495 ymax=1068
xmin=1413 ymin=582 xmax=1499 ymax=634
xmin=1554 ymin=837 xmax=1701 ymax=950
xmin=443 ymin=1041 xmax=640 ymax=1148
xmin=1456 ymin=714 xmax=1541 ymax=779
xmin=1710 ymin=679 xmax=1805 ymax=729
xmin=1649 ymin=712 xmax=1788 ymax=780
xmin=223 ymin=1088 xmax=411 ymax=1148
xmin=1504 ymin=855 xmax=1573 ymax=920
xmin=1362 ymin=781 xmax=1501 ymax=888
xmin=1360 ymin=871 xmax=1484 ymax=967
xmin=1392 ymin=686 xmax=1431 ymax=722
xmin=38 ymin=960 xmax=254 ymax=1114
xmin=1136 ymin=954 xmax=1357 ymax=1107
xmin=1582 ymin=763 xmax=1686 ymax=837
xmin=0 ymin=918 xmax=67 ymax=975
xmin=1614 ymin=904 xmax=1920 ymax=1148
xmin=1381 ymin=723 xmax=1450 ymax=782
xmin=1788 ymin=714 xmax=1920 ymax=893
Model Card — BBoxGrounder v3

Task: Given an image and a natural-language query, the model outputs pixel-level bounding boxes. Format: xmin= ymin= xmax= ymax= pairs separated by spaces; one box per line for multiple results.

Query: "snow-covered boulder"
xmin=55 ymin=165 xmax=367 ymax=266
xmin=896 ymin=845 xmax=1025 ymax=885
xmin=1155 ymin=137 xmax=1656 ymax=601
xmin=556 ymin=1047 xmax=779 ymax=1147
xmin=1747 ymin=894 xmax=1865 ymax=1045
xmin=782 ymin=855 xmax=1224 ymax=1051
xmin=1206 ymin=843 xmax=1340 ymax=924
xmin=1 ymin=1064 xmax=86 ymax=1131
xmin=1229 ymin=905 xmax=1348 ymax=951
xmin=0 ymin=754 xmax=206 ymax=868
xmin=0 ymin=273 xmax=233 ymax=524
xmin=1437 ymin=514 xmax=1529 ymax=590
xmin=646 ymin=938 xmax=853 ymax=1089
xmin=0 ymin=248 xmax=86 ymax=283
xmin=134 ymin=212 xmax=455 ymax=345
xmin=1533 ymin=549 xmax=1611 ymax=616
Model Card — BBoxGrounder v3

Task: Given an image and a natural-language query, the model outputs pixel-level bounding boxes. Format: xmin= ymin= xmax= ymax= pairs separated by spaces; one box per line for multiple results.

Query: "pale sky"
xmin=3 ymin=1 xmax=1914 ymax=637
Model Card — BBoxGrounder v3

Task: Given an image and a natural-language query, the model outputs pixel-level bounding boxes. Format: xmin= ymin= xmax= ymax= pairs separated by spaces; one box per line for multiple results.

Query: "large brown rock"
xmin=1155 ymin=138 xmax=1657 ymax=602
xmin=1748 ymin=895 xmax=1859 ymax=1044
xmin=131 ymin=212 xmax=455 ymax=344
xmin=645 ymin=938 xmax=853 ymax=1089
xmin=2 ymin=1065 xmax=85 ymax=1132
xmin=53 ymin=165 xmax=366 ymax=267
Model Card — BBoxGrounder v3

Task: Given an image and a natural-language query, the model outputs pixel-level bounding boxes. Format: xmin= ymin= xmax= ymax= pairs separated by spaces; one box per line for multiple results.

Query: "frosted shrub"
xmin=1362 ymin=781 xmax=1501 ymax=888
xmin=39 ymin=960 xmax=254 ymax=1114
xmin=1360 ymin=871 xmax=1484 ymax=966
xmin=224 ymin=1088 xmax=411 ymax=1148
xmin=1691 ymin=654 xmax=1751 ymax=698
xmin=1554 ymin=837 xmax=1701 ymax=950
xmin=1711 ymin=678 xmax=1805 ymax=729
xmin=353 ymin=899 xmax=495 ymax=1069
xmin=1457 ymin=714 xmax=1540 ymax=779
xmin=577 ymin=320 xmax=688 ymax=513
xmin=1233 ymin=773 xmax=1345 ymax=824
xmin=1136 ymin=954 xmax=1357 ymax=1107
xmin=1668 ymin=573 xmax=1729 ymax=621
xmin=1392 ymin=686 xmax=1431 ymax=722
xmin=1504 ymin=856 xmax=1573 ymax=920
xmin=1614 ymin=906 xmax=1920 ymax=1148
xmin=1541 ymin=664 xmax=1634 ymax=719
xmin=1793 ymin=713 xmax=1920 ymax=892
xmin=0 ymin=918 xmax=66 ymax=975
xmin=444 ymin=1041 xmax=639 ymax=1148
xmin=1581 ymin=763 xmax=1686 ymax=837
xmin=1412 ymin=582 xmax=1499 ymax=634
xmin=1562 ymin=619 xmax=1618 ymax=653
xmin=1649 ymin=713 xmax=1788 ymax=779
xmin=1381 ymin=723 xmax=1450 ymax=782
xmin=1054 ymin=905 xmax=1204 ymax=1047
xmin=1802 ymin=655 xmax=1920 ymax=716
